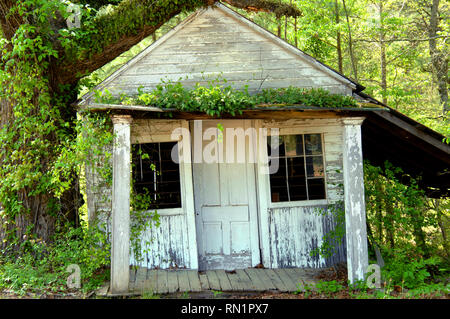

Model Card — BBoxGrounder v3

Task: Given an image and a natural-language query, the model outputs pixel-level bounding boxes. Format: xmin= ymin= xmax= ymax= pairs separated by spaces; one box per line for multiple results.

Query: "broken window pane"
xmin=268 ymin=134 xmax=326 ymax=202
xmin=306 ymin=156 xmax=325 ymax=177
xmin=284 ymin=135 xmax=304 ymax=156
xmin=304 ymin=134 xmax=323 ymax=155
xmin=287 ymin=157 xmax=308 ymax=201
xmin=132 ymin=142 xmax=182 ymax=209
xmin=269 ymin=157 xmax=289 ymax=202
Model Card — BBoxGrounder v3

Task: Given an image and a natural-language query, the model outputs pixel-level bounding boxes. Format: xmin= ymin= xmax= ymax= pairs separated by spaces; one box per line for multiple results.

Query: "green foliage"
xmin=310 ymin=203 xmax=345 ymax=259
xmin=256 ymin=86 xmax=357 ymax=107
xmin=364 ymin=161 xmax=439 ymax=256
xmin=381 ymin=249 xmax=443 ymax=289
xmin=0 ymin=221 xmax=110 ymax=295
xmin=315 ymin=280 xmax=344 ymax=297
xmin=136 ymin=80 xmax=255 ymax=116
xmin=406 ymin=282 xmax=450 ymax=298
xmin=294 ymin=282 xmax=314 ymax=298
xmin=364 ymin=160 xmax=449 ymax=294
xmin=94 ymin=79 xmax=359 ymax=116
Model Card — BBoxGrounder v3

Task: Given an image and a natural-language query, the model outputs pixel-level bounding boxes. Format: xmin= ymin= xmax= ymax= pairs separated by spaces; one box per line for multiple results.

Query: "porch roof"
xmin=79 ymin=100 xmax=449 ymax=197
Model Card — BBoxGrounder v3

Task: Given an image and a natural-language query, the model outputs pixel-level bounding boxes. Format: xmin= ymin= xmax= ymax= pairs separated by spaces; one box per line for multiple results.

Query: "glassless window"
xmin=132 ymin=142 xmax=181 ymax=209
xmin=268 ymin=134 xmax=326 ymax=202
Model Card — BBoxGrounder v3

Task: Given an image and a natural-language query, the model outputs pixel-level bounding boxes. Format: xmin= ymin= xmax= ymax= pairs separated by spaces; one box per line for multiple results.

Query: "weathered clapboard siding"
xmin=322 ymin=205 xmax=347 ymax=267
xmin=88 ymin=5 xmax=353 ymax=101
xmin=268 ymin=206 xmax=346 ymax=269
xmin=131 ymin=119 xmax=183 ymax=144
xmin=84 ymin=132 xmax=112 ymax=233
xmin=130 ymin=214 xmax=193 ymax=269
xmin=260 ymin=118 xmax=346 ymax=268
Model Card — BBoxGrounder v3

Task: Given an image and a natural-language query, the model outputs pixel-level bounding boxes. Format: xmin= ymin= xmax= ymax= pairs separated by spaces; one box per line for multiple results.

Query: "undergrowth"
xmin=0 ymin=221 xmax=110 ymax=296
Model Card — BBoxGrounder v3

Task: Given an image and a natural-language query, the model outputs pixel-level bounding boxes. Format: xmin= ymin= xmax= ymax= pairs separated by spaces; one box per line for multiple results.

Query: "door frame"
xmin=190 ymin=119 xmax=261 ymax=270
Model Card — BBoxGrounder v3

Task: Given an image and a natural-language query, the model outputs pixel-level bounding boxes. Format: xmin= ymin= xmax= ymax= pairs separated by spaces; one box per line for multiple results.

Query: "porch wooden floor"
xmin=126 ymin=267 xmax=321 ymax=295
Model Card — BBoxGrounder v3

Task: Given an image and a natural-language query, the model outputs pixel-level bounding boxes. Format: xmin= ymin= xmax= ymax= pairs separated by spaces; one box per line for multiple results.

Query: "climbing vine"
xmin=0 ymin=1 xmax=77 ymax=243
xmin=94 ymin=78 xmax=359 ymax=116
xmin=310 ymin=202 xmax=346 ymax=260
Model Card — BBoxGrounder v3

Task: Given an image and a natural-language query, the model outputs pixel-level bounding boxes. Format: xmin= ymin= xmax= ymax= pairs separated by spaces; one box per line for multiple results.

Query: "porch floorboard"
xmin=126 ymin=268 xmax=322 ymax=296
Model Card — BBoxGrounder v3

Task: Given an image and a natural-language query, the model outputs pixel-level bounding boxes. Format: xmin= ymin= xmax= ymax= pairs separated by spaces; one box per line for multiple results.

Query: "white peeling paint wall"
xmin=130 ymin=214 xmax=192 ymax=269
xmin=260 ymin=119 xmax=346 ymax=268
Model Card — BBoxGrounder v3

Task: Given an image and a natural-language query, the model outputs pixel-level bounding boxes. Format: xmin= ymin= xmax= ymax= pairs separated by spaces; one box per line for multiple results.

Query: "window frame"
xmin=266 ymin=132 xmax=329 ymax=208
xmin=131 ymin=139 xmax=185 ymax=216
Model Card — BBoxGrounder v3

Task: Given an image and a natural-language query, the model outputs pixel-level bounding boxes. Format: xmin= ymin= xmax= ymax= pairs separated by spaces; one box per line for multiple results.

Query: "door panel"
xmin=192 ymin=120 xmax=260 ymax=270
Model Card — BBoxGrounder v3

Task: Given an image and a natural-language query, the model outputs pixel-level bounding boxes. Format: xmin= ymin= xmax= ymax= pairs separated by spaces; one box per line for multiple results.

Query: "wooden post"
xmin=342 ymin=117 xmax=369 ymax=284
xmin=110 ymin=114 xmax=132 ymax=294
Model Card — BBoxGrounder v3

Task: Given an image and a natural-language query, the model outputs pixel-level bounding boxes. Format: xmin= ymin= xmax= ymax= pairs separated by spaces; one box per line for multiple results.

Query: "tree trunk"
xmin=433 ymin=199 xmax=450 ymax=259
xmin=0 ymin=81 xmax=81 ymax=248
xmin=412 ymin=208 xmax=430 ymax=258
xmin=379 ymin=2 xmax=388 ymax=105
xmin=294 ymin=15 xmax=298 ymax=47
xmin=375 ymin=182 xmax=384 ymax=242
xmin=335 ymin=0 xmax=343 ymax=73
xmin=342 ymin=0 xmax=358 ymax=81
xmin=384 ymin=198 xmax=395 ymax=249
xmin=428 ymin=0 xmax=448 ymax=114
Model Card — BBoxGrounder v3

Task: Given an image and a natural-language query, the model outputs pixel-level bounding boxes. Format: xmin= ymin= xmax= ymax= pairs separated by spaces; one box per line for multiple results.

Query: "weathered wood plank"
xmin=129 ymin=267 xmax=136 ymax=283
xmin=264 ymin=269 xmax=289 ymax=292
xmin=167 ymin=271 xmax=179 ymax=293
xmin=187 ymin=270 xmax=202 ymax=292
xmin=134 ymin=267 xmax=148 ymax=292
xmin=199 ymin=273 xmax=210 ymax=290
xmin=206 ymin=270 xmax=221 ymax=291
xmin=226 ymin=271 xmax=245 ymax=291
xmin=273 ymin=269 xmax=298 ymax=292
xmin=145 ymin=270 xmax=158 ymax=294
xmin=95 ymin=282 xmax=110 ymax=296
xmin=156 ymin=270 xmax=168 ymax=294
xmin=235 ymin=269 xmax=256 ymax=291
xmin=178 ymin=270 xmax=191 ymax=292
xmin=284 ymin=269 xmax=304 ymax=290
xmin=129 ymin=267 xmax=137 ymax=291
xmin=254 ymin=269 xmax=277 ymax=290
xmin=244 ymin=269 xmax=268 ymax=291
xmin=214 ymin=270 xmax=232 ymax=291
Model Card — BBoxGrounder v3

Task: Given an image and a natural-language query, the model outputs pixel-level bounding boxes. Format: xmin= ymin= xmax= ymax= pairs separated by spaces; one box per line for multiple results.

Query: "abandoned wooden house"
xmin=77 ymin=3 xmax=450 ymax=294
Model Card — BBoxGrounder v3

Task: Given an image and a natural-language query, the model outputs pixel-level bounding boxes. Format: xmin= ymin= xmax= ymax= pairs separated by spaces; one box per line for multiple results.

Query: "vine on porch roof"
xmin=93 ymin=78 xmax=359 ymax=117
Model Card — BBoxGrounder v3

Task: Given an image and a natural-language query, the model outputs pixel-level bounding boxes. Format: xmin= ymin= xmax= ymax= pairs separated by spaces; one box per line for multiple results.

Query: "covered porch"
xmin=102 ymin=267 xmax=323 ymax=296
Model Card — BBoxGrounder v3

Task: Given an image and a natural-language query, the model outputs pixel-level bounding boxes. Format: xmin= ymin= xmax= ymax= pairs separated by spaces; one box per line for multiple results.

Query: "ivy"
xmin=310 ymin=203 xmax=346 ymax=260
xmin=94 ymin=78 xmax=359 ymax=116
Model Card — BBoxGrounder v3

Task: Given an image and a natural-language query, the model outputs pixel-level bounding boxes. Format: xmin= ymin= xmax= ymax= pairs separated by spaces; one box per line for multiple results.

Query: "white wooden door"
xmin=192 ymin=120 xmax=260 ymax=270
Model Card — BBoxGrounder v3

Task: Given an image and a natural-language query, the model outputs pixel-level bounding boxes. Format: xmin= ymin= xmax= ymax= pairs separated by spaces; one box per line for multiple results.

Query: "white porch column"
xmin=342 ymin=117 xmax=369 ymax=284
xmin=110 ymin=114 xmax=132 ymax=294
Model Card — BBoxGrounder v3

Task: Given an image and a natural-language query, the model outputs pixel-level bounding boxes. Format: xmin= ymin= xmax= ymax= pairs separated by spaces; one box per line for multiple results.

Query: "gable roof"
xmin=79 ymin=3 xmax=359 ymax=105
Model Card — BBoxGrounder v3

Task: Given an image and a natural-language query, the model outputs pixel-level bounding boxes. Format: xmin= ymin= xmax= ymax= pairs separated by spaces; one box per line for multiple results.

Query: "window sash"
xmin=132 ymin=142 xmax=182 ymax=210
xmin=268 ymin=134 xmax=326 ymax=203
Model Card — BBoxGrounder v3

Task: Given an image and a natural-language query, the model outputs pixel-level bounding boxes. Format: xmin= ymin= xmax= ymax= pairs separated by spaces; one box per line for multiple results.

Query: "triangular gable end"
xmin=80 ymin=3 xmax=358 ymax=105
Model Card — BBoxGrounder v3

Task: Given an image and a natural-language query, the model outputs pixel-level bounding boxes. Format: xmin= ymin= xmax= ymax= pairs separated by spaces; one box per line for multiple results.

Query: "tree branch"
xmin=0 ymin=0 xmax=24 ymax=40
xmin=222 ymin=0 xmax=301 ymax=17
